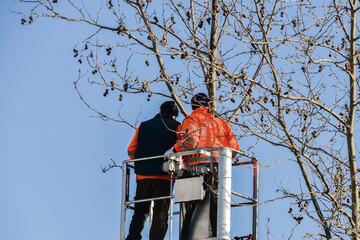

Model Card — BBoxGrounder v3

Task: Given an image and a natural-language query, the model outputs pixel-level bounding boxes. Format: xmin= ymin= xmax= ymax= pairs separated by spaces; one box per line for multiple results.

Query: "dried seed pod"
xmin=123 ymin=83 xmax=128 ymax=92
xmin=198 ymin=20 xmax=203 ymax=28
xmin=108 ymin=0 xmax=113 ymax=9
xmin=270 ymin=99 xmax=275 ymax=107
xmin=103 ymin=89 xmax=109 ymax=97
xmin=206 ymin=17 xmax=211 ymax=25
xmin=319 ymin=65 xmax=323 ymax=72
xmin=106 ymin=47 xmax=112 ymax=56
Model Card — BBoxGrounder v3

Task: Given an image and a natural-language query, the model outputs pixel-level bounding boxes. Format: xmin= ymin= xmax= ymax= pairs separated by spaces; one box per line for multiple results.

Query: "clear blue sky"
xmin=0 ymin=1 xmax=318 ymax=240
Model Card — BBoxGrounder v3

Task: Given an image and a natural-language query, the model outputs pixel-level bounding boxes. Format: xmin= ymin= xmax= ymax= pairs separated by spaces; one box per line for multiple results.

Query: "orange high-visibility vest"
xmin=174 ymin=107 xmax=240 ymax=167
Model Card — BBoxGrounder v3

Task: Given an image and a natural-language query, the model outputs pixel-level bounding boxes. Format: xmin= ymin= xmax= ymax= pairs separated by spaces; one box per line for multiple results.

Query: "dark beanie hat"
xmin=160 ymin=101 xmax=179 ymax=117
xmin=191 ymin=93 xmax=210 ymax=110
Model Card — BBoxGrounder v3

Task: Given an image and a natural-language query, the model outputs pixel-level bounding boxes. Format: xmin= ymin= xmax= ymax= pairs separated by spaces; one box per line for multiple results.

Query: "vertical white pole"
xmin=253 ymin=159 xmax=259 ymax=240
xmin=217 ymin=147 xmax=232 ymax=240
xmin=169 ymin=173 xmax=174 ymax=240
xmin=149 ymin=201 xmax=154 ymax=229
xmin=120 ymin=161 xmax=127 ymax=240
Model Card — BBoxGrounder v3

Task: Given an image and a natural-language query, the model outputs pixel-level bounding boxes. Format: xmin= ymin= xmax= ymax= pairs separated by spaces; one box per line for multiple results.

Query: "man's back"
xmin=175 ymin=107 xmax=239 ymax=154
xmin=134 ymin=113 xmax=180 ymax=175
xmin=125 ymin=101 xmax=180 ymax=240
xmin=182 ymin=108 xmax=237 ymax=148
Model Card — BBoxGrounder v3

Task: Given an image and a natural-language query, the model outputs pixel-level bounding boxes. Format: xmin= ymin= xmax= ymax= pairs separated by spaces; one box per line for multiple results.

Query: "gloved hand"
xmin=164 ymin=147 xmax=176 ymax=159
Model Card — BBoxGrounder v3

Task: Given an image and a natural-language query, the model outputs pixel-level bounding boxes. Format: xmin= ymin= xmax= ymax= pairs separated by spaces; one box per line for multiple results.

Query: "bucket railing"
xmin=119 ymin=148 xmax=259 ymax=240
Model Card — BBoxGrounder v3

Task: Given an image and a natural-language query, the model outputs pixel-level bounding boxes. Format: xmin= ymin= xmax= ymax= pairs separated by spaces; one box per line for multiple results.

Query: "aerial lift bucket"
xmin=119 ymin=148 xmax=259 ymax=240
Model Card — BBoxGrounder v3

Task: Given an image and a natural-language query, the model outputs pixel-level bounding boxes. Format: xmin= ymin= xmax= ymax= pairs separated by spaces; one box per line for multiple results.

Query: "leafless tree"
xmin=225 ymin=1 xmax=360 ymax=239
xmin=17 ymin=0 xmax=360 ymax=239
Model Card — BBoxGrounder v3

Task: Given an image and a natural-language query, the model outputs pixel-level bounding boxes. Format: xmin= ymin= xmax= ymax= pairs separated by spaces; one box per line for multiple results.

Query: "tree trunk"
xmin=208 ymin=0 xmax=219 ymax=111
xmin=348 ymin=1 xmax=359 ymax=238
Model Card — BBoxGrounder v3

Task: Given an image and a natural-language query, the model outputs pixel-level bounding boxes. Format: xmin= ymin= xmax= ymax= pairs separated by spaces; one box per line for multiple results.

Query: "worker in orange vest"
xmin=165 ymin=93 xmax=240 ymax=239
xmin=126 ymin=101 xmax=181 ymax=240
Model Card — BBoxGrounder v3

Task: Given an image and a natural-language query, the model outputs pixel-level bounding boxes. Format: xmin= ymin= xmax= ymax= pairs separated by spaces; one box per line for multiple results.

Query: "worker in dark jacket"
xmin=126 ymin=101 xmax=181 ymax=240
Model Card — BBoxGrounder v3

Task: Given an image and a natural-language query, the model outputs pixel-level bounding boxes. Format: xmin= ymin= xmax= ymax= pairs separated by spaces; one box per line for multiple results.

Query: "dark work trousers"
xmin=126 ymin=179 xmax=171 ymax=240
xmin=180 ymin=173 xmax=218 ymax=240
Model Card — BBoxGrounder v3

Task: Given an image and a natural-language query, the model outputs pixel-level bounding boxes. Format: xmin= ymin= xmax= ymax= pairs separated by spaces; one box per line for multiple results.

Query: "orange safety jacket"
xmin=174 ymin=107 xmax=240 ymax=167
xmin=128 ymin=125 xmax=181 ymax=181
